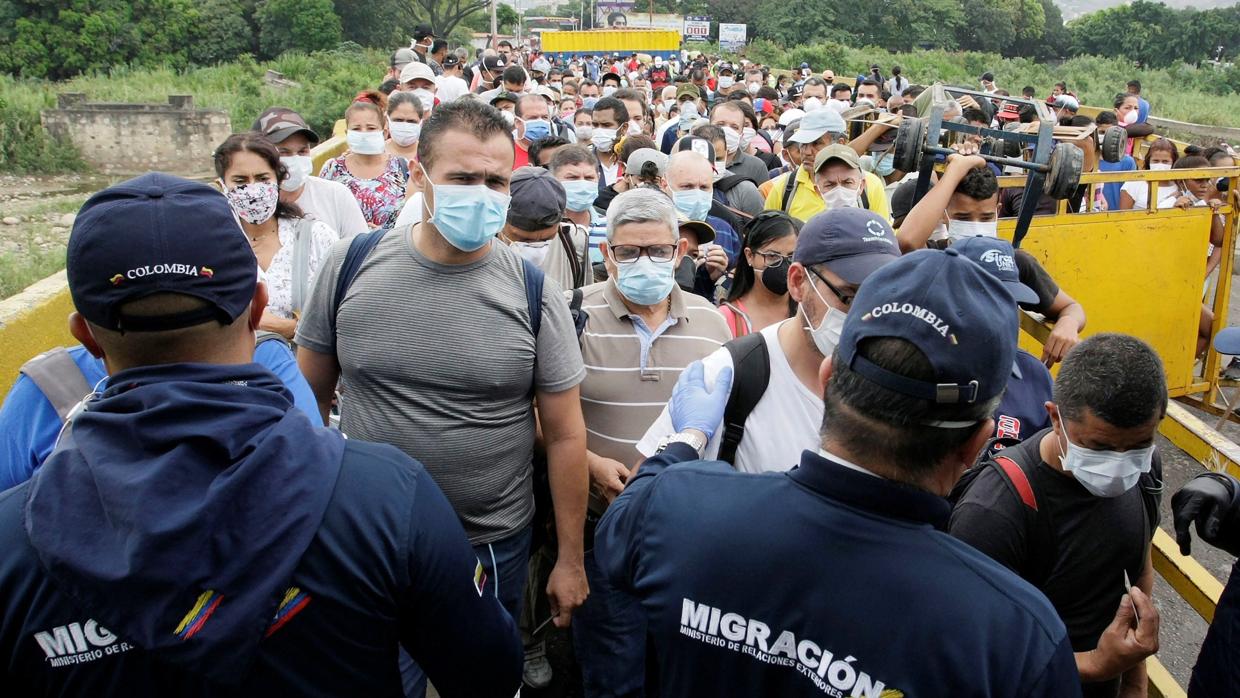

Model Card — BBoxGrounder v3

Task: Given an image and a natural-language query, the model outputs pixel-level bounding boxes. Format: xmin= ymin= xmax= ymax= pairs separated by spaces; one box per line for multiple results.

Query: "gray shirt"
xmin=296 ymin=227 xmax=585 ymax=544
xmin=728 ymin=152 xmax=771 ymax=186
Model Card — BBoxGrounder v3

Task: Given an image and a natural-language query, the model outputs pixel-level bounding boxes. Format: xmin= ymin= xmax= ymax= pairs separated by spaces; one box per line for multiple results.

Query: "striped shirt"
xmin=576 ymin=280 xmax=730 ymax=501
xmin=296 ymin=229 xmax=585 ymax=544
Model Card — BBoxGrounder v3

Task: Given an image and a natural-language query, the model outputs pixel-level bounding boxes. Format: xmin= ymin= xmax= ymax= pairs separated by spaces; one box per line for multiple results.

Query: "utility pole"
xmin=491 ymin=0 xmax=498 ymax=48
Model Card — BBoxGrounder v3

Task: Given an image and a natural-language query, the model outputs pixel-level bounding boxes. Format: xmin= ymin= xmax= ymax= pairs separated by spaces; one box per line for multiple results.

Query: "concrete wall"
xmin=41 ymin=94 xmax=232 ymax=177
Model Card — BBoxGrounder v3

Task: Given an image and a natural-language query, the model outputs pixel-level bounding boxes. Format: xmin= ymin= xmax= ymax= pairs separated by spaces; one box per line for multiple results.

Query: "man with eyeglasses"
xmin=571 ymin=187 xmax=732 ymax=698
xmin=638 ymin=208 xmax=900 ymax=473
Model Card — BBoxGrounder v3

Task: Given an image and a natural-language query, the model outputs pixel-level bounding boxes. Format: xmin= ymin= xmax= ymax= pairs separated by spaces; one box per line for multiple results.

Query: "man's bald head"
xmin=666 ymin=151 xmax=713 ymax=192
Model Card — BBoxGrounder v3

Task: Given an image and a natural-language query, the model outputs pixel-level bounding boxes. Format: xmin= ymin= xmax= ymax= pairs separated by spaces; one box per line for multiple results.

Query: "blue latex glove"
xmin=669 ymin=361 xmax=734 ymax=439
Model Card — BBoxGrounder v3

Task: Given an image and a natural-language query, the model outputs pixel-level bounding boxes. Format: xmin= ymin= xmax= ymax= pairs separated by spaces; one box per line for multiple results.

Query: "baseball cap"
xmin=812 ymin=144 xmax=861 ymax=172
xmin=482 ymin=55 xmax=507 ymax=71
xmin=786 ymin=84 xmax=803 ymax=101
xmin=626 ymin=148 xmax=668 ymax=178
xmin=890 ymin=178 xmax=918 ymax=222
xmin=951 ymin=237 xmax=1039 ymax=304
xmin=782 ymin=122 xmax=801 ymax=146
xmin=674 ymin=136 xmax=716 ymax=163
xmin=789 ymin=109 xmax=846 ymax=144
xmin=441 ymin=54 xmax=461 ymax=69
xmin=251 ymin=107 xmax=320 ymax=145
xmin=794 ymin=208 xmax=900 ymax=284
xmin=392 ymin=48 xmax=416 ymax=70
xmin=1050 ymin=94 xmax=1079 ymax=112
xmin=67 ymin=173 xmax=257 ymax=332
xmin=490 ymin=91 xmax=520 ymax=107
xmin=1214 ymin=327 xmax=1240 ymax=355
xmin=400 ymin=62 xmax=436 ymax=86
xmin=997 ymin=103 xmax=1020 ymax=121
xmin=836 ymin=248 xmax=1017 ymax=405
xmin=677 ymin=211 xmax=716 ymax=244
xmin=676 ymin=83 xmax=700 ymax=101
xmin=718 ymin=62 xmax=734 ymax=74
xmin=753 ymin=98 xmax=774 ymax=115
xmin=531 ymin=57 xmax=551 ymax=74
xmin=778 ymin=108 xmax=805 ymax=127
xmin=508 ymin=167 xmax=566 ymax=230
xmin=413 ymin=24 xmax=435 ymax=41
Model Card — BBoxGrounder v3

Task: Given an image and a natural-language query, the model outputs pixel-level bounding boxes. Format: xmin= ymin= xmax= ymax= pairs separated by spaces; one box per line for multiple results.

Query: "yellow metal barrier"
xmin=0 ymin=132 xmax=351 ymax=396
xmin=1152 ymin=527 xmax=1224 ymax=623
xmin=1148 ymin=656 xmax=1188 ymax=698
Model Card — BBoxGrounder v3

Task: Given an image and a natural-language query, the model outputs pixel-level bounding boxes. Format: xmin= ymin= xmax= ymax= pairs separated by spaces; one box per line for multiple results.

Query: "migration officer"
xmin=595 ymin=248 xmax=1090 ymax=696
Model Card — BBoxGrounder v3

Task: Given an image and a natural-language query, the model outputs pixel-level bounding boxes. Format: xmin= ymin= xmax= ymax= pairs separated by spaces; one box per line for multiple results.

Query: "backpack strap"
xmin=993 ymin=456 xmax=1038 ymax=511
xmin=291 ymin=217 xmax=314 ymax=315
xmin=717 ymin=332 xmax=771 ymax=466
xmin=19 ymin=347 xmax=93 ymax=423
xmin=780 ymin=170 xmax=798 ymax=214
xmin=521 ymin=257 xmax=544 ymax=338
xmin=860 ymin=187 xmax=871 ymax=211
xmin=569 ymin=287 xmax=588 ymax=337
xmin=558 ymin=224 xmax=586 ymax=289
xmin=330 ymin=228 xmax=387 ymax=338
xmin=255 ymin=330 xmax=290 ymax=350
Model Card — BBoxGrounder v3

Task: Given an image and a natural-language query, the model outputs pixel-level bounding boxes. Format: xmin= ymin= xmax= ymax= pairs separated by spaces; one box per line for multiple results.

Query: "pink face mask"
xmin=1121 ymin=110 xmax=1138 ymax=126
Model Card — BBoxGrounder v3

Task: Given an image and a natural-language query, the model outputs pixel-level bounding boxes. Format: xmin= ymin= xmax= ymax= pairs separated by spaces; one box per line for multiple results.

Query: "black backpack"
xmin=717 ymin=332 xmax=771 ymax=466
xmin=949 ymin=432 xmax=1163 ymax=587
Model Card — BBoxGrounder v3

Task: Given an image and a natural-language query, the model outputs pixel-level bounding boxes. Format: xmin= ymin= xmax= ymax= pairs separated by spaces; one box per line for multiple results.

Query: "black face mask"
xmin=675 ymin=256 xmax=697 ymax=291
xmin=760 ymin=264 xmax=789 ymax=295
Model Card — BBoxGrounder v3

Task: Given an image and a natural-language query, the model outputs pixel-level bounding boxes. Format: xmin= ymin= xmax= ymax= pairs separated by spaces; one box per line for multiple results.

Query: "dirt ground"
xmin=0 ymin=174 xmax=124 ymax=260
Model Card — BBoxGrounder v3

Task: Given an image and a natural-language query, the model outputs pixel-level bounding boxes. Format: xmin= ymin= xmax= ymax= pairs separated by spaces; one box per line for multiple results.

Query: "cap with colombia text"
xmin=836 ymin=248 xmax=1017 ymax=405
xmin=67 ymin=173 xmax=257 ymax=333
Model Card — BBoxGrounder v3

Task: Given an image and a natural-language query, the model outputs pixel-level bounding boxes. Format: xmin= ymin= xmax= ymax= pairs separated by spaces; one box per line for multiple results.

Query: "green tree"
xmin=404 ymin=0 xmax=491 ymax=39
xmin=256 ymin=0 xmax=343 ymax=58
xmin=189 ymin=0 xmax=256 ymax=65
xmin=335 ymin=0 xmax=409 ymax=48
xmin=956 ymin=0 xmax=1016 ymax=54
xmin=753 ymin=0 xmax=849 ymax=47
xmin=462 ymin=3 xmax=520 ymax=34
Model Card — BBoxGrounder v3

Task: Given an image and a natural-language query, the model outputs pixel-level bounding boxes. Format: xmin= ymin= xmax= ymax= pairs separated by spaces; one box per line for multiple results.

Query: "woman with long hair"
xmin=719 ymin=211 xmax=800 ymax=338
xmin=214 ymin=133 xmax=337 ymax=339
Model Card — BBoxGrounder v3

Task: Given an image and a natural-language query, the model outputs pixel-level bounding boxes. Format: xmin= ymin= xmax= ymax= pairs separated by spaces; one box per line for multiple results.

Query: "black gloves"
xmin=1172 ymin=472 xmax=1240 ymax=557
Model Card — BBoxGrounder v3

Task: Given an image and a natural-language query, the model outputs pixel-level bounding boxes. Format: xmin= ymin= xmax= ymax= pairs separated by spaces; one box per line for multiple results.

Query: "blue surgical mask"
xmin=615 ymin=255 xmax=675 ymax=305
xmin=421 ymin=165 xmax=511 ymax=252
xmin=873 ymin=153 xmax=895 ymax=177
xmin=560 ymin=179 xmax=598 ymax=212
xmin=673 ymin=189 xmax=712 ymax=221
xmin=522 ymin=118 xmax=551 ymax=141
xmin=582 ymin=97 xmax=599 ymax=109
xmin=347 ymin=130 xmax=386 ymax=155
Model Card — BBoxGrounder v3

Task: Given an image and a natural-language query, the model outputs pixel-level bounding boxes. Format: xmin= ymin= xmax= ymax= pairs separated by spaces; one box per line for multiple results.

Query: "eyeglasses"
xmin=610 ymin=244 xmax=677 ymax=264
xmin=809 ymin=267 xmax=855 ymax=306
xmin=755 ymin=251 xmax=793 ymax=268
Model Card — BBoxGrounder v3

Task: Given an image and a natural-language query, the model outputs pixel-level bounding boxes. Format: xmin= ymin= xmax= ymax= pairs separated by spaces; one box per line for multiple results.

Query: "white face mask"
xmin=801 ymin=282 xmax=847 ymax=357
xmin=388 ymin=120 xmax=421 ymax=147
xmin=591 ymin=128 xmax=616 ymax=152
xmin=722 ymin=126 xmax=742 ymax=154
xmin=627 ymin=120 xmax=644 ymax=136
xmin=1122 ymin=109 xmax=1139 ymax=126
xmin=508 ymin=239 xmax=552 ymax=266
xmin=747 ymin=82 xmax=760 ymax=95
xmin=603 ymin=85 xmax=617 ymax=97
xmin=822 ymin=185 xmax=860 ymax=210
xmin=576 ymin=125 xmax=594 ymax=140
xmin=947 ymin=219 xmax=998 ymax=241
xmin=718 ymin=76 xmax=734 ymax=89
xmin=803 ymin=97 xmax=824 ymax=113
xmin=347 ymin=130 xmax=386 ymax=155
xmin=279 ymin=155 xmax=313 ymax=192
xmin=412 ymin=88 xmax=435 ymax=112
xmin=1149 ymin=162 xmax=1172 ymax=171
xmin=1056 ymin=408 xmax=1155 ymax=498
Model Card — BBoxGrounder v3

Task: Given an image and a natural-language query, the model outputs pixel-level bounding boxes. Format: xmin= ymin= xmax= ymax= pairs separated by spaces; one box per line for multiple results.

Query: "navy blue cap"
xmin=67 ymin=173 xmax=258 ymax=332
xmin=1215 ymin=327 xmax=1240 ymax=355
xmin=794 ymin=208 xmax=900 ymax=285
xmin=837 ymin=248 xmax=1017 ymax=405
xmin=951 ymin=236 xmax=1039 ymax=305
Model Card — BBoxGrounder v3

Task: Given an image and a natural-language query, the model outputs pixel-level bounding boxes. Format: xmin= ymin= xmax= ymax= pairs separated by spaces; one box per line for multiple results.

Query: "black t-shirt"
xmin=1014 ymin=249 xmax=1059 ymax=315
xmin=949 ymin=429 xmax=1160 ymax=698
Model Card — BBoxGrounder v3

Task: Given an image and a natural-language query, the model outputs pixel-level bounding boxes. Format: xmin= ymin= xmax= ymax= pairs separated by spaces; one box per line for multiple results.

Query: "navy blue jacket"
xmin=1190 ymin=560 xmax=1240 ymax=696
xmin=596 ymin=443 xmax=1082 ymax=697
xmin=0 ymin=363 xmax=520 ymax=697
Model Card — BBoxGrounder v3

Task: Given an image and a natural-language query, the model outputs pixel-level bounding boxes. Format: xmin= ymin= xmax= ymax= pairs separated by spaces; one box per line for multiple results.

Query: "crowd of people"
xmin=0 ymin=23 xmax=1239 ymax=698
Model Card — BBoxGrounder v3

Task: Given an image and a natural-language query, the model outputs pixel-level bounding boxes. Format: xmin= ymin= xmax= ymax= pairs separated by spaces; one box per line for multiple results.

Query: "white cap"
xmin=400 ymin=62 xmax=436 ymax=86
xmin=778 ymin=108 xmax=805 ymax=127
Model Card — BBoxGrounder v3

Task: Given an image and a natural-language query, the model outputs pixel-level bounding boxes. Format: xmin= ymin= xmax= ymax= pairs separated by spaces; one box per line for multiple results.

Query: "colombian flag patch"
xmin=473 ymin=560 xmax=487 ymax=597
xmin=174 ymin=590 xmax=223 ymax=641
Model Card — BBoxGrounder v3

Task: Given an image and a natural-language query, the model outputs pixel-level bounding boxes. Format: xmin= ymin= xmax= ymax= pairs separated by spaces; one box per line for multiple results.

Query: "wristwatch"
xmin=655 ymin=431 xmax=706 ymax=454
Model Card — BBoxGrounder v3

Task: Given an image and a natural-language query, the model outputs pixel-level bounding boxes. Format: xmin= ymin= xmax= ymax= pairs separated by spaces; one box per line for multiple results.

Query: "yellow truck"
xmin=538 ymin=28 xmax=681 ymax=62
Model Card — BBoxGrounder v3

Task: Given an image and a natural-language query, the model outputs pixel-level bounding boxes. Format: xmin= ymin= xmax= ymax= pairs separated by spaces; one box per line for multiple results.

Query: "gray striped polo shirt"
xmin=576 ymin=280 xmax=731 ymax=481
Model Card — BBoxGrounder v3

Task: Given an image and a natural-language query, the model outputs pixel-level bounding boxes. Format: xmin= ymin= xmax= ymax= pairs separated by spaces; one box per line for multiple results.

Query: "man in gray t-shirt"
xmin=296 ymin=100 xmax=589 ymax=640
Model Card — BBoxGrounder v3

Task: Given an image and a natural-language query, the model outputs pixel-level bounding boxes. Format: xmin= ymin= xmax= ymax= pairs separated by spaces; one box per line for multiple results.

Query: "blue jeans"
xmin=571 ymin=546 xmax=645 ymax=698
xmin=400 ymin=526 xmax=533 ymax=697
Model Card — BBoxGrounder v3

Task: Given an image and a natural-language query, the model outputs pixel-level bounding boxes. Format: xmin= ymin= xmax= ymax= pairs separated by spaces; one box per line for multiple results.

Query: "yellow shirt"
xmin=763 ymin=166 xmax=891 ymax=224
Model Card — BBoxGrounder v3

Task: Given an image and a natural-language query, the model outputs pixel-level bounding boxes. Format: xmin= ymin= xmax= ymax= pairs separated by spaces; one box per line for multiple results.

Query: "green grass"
xmin=0 ymin=241 xmax=65 ymax=299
